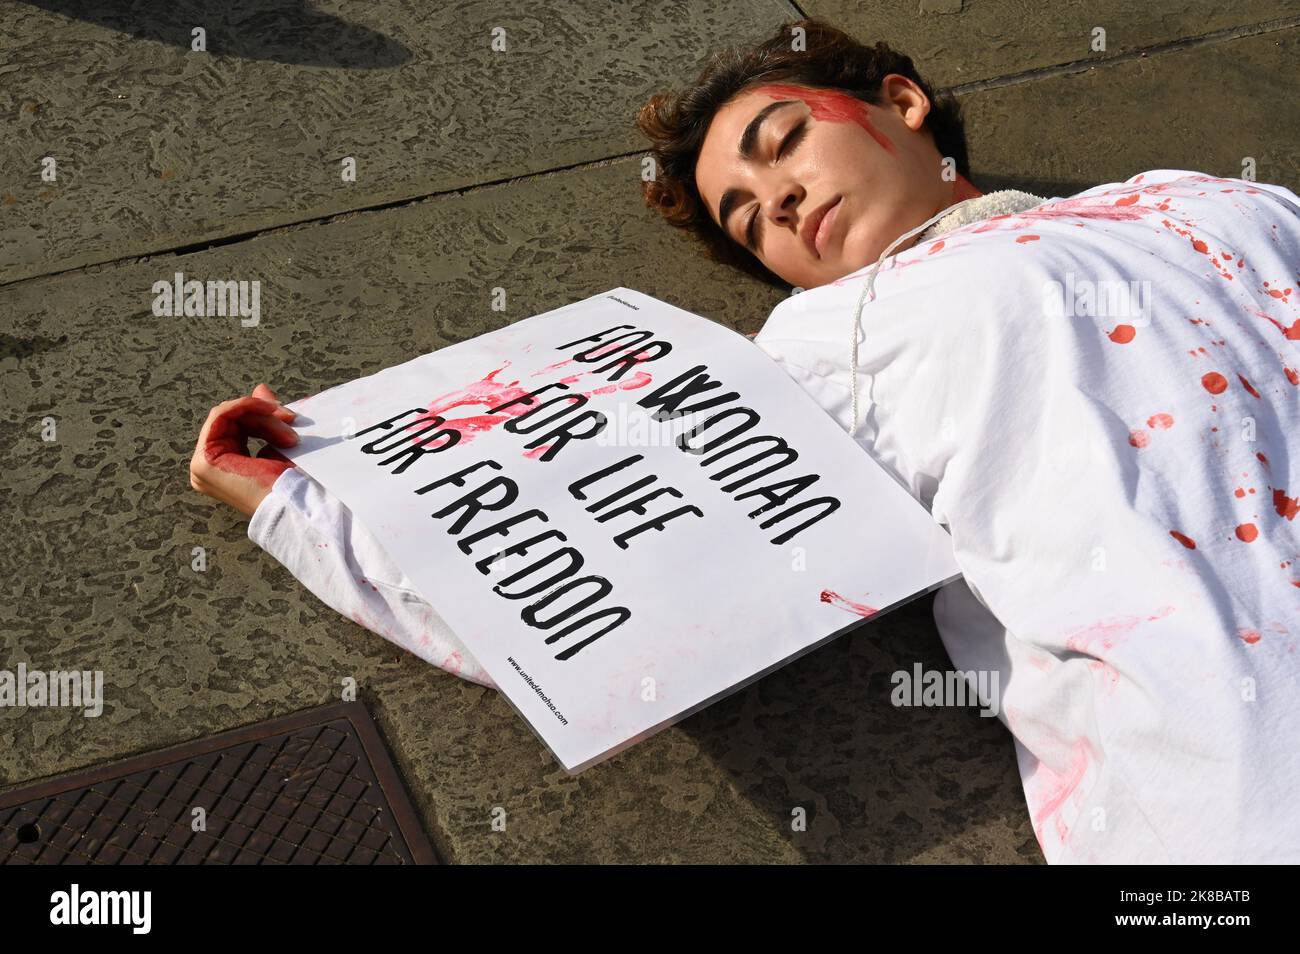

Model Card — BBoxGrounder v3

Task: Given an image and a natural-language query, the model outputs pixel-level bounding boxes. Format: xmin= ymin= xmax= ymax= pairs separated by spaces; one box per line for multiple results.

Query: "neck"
xmin=951 ymin=174 xmax=977 ymax=207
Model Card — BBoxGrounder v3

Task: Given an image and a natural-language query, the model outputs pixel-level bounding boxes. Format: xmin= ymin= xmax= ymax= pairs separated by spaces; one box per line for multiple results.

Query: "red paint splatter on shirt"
xmin=1235 ymin=523 xmax=1259 ymax=543
xmin=1169 ymin=530 xmax=1197 ymax=549
xmin=1239 ymin=630 xmax=1262 ymax=645
xmin=1108 ymin=324 xmax=1136 ymax=344
xmin=1201 ymin=372 xmax=1228 ymax=394
xmin=1237 ymin=374 xmax=1261 ymax=399
xmin=1146 ymin=413 xmax=1174 ymax=430
xmin=1016 ymin=234 xmax=1040 ymax=243
xmin=1128 ymin=429 xmax=1149 ymax=449
xmin=1274 ymin=489 xmax=1299 ymax=521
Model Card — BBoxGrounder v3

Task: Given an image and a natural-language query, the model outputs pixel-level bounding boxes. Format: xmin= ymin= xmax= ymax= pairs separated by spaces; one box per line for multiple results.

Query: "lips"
xmin=803 ymin=196 xmax=842 ymax=258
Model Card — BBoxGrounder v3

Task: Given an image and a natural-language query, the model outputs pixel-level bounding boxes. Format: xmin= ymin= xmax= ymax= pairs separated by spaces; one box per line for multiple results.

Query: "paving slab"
xmin=800 ymin=0 xmax=1293 ymax=89
xmin=0 ymin=155 xmax=1034 ymax=863
xmin=963 ymin=26 xmax=1300 ymax=196
xmin=0 ymin=0 xmax=795 ymax=282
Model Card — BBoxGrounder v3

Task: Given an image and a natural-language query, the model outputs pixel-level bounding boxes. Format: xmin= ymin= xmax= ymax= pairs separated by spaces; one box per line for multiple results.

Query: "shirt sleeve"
xmin=247 ymin=467 xmax=497 ymax=689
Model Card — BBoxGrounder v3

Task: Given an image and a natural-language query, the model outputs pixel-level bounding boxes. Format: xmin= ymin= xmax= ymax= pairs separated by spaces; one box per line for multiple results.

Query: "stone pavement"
xmin=2 ymin=1 xmax=1297 ymax=863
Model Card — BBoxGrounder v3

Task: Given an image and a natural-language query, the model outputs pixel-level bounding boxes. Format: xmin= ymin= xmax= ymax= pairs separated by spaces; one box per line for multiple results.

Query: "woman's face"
xmin=693 ymin=76 xmax=965 ymax=289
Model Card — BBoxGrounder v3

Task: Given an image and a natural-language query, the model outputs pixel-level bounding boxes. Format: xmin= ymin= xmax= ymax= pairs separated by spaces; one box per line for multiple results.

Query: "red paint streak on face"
xmin=1201 ymin=372 xmax=1228 ymax=394
xmin=1108 ymin=324 xmax=1136 ymax=344
xmin=1128 ymin=429 xmax=1149 ymax=449
xmin=1237 ymin=374 xmax=1261 ymax=399
xmin=819 ymin=589 xmax=878 ymax=618
xmin=1285 ymin=367 xmax=1299 ymax=386
xmin=1146 ymin=413 xmax=1174 ymax=430
xmin=1113 ymin=194 xmax=1140 ymax=206
xmin=752 ymin=84 xmax=896 ymax=154
xmin=1235 ymin=523 xmax=1259 ymax=543
xmin=1016 ymin=234 xmax=1040 ymax=243
xmin=1169 ymin=530 xmax=1197 ymax=549
xmin=928 ymin=240 xmax=945 ymax=254
xmin=1239 ymin=629 xmax=1262 ymax=645
xmin=1274 ymin=489 xmax=1299 ymax=521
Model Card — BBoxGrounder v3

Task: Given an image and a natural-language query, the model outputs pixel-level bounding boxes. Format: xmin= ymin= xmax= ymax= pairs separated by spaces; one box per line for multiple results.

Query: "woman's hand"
xmin=190 ymin=383 xmax=300 ymax=518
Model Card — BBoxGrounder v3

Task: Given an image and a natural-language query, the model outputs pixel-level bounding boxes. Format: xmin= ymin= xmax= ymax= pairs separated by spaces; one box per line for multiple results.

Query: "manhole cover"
xmin=0 ymin=702 xmax=438 ymax=864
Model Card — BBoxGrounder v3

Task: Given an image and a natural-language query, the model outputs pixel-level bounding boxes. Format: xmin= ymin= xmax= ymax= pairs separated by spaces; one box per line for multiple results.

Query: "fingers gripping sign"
xmin=189 ymin=383 xmax=300 ymax=517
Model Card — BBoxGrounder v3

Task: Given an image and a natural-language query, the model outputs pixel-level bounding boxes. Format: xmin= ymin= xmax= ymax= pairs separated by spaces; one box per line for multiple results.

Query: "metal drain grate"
xmin=0 ymin=702 xmax=438 ymax=864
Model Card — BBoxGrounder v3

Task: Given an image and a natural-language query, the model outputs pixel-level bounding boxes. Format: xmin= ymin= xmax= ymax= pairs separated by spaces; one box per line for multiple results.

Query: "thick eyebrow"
xmin=717 ymin=99 xmax=798 ymax=234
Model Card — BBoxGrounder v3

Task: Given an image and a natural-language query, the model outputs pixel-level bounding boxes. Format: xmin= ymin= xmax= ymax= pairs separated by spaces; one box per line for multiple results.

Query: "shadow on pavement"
xmin=21 ymin=0 xmax=411 ymax=68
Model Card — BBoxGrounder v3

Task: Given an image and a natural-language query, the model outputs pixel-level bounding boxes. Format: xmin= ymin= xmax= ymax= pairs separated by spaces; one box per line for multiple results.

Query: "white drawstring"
xmin=847 ymin=197 xmax=984 ymax=431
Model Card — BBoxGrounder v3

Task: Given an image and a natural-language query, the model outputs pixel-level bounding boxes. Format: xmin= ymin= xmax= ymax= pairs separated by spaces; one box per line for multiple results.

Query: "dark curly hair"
xmin=636 ymin=18 xmax=969 ymax=286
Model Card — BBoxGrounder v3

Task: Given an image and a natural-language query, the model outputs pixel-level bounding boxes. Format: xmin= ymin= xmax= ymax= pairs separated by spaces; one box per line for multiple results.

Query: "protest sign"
xmin=283 ymin=288 xmax=961 ymax=772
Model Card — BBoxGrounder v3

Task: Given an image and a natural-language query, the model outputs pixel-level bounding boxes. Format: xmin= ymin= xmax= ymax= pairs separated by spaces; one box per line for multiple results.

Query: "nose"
xmin=760 ymin=175 xmax=803 ymax=228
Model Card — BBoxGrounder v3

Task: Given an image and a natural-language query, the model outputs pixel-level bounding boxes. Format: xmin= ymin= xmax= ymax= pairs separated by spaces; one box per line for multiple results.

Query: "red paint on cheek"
xmin=1201 ymin=372 xmax=1228 ymax=394
xmin=1274 ymin=489 xmax=1299 ymax=521
xmin=752 ymin=84 xmax=896 ymax=154
xmin=819 ymin=589 xmax=878 ymax=618
xmin=1235 ymin=523 xmax=1259 ymax=543
xmin=1108 ymin=324 xmax=1136 ymax=344
xmin=1146 ymin=413 xmax=1174 ymax=430
xmin=1169 ymin=530 xmax=1197 ymax=550
xmin=1237 ymin=374 xmax=1261 ymax=399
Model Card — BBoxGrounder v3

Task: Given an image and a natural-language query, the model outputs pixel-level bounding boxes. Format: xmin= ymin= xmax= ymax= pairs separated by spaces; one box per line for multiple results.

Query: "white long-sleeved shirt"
xmin=249 ymin=465 xmax=497 ymax=689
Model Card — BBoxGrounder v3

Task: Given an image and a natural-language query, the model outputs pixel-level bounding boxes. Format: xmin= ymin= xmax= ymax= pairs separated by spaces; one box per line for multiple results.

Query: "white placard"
xmin=284 ymin=288 xmax=960 ymax=772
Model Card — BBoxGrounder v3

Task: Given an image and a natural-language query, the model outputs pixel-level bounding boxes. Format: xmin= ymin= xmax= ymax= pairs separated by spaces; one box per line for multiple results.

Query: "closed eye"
xmin=744 ymin=120 xmax=807 ymax=251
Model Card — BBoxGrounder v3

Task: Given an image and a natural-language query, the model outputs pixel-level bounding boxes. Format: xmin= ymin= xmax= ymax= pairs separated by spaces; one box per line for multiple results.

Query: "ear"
xmin=879 ymin=74 xmax=931 ymax=131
